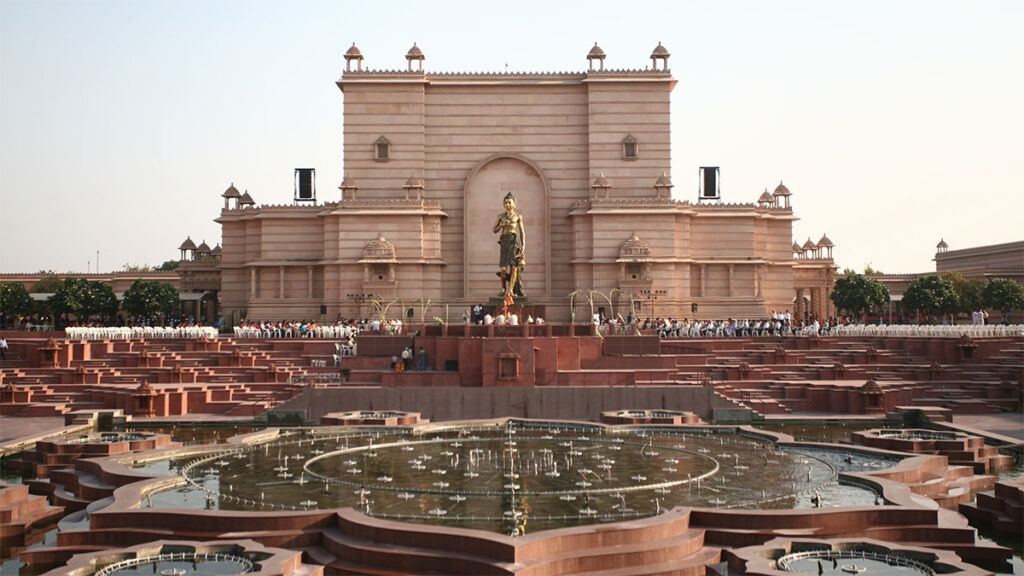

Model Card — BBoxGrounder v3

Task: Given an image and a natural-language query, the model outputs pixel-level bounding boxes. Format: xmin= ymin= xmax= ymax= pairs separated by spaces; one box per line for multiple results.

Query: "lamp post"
xmin=608 ymin=288 xmax=622 ymax=322
xmin=638 ymin=289 xmax=667 ymax=320
xmin=588 ymin=289 xmax=615 ymax=323
xmin=346 ymin=293 xmax=373 ymax=319
xmin=568 ymin=290 xmax=582 ymax=324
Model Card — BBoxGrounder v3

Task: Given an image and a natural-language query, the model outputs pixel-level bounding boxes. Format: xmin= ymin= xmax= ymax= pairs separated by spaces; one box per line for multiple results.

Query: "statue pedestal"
xmin=487 ymin=296 xmax=530 ymax=309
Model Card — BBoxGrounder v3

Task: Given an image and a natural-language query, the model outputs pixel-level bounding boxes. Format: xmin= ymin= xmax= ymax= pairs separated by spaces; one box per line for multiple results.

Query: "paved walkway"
xmin=0 ymin=416 xmax=85 ymax=456
xmin=951 ymin=412 xmax=1024 ymax=442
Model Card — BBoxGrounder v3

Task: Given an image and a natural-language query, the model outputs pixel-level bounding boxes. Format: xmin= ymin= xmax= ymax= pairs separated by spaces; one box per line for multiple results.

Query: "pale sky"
xmin=1 ymin=0 xmax=1021 ymax=275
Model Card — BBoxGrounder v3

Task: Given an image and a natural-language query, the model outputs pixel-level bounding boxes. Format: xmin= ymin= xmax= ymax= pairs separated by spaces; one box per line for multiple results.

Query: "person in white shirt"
xmin=483 ymin=313 xmax=494 ymax=325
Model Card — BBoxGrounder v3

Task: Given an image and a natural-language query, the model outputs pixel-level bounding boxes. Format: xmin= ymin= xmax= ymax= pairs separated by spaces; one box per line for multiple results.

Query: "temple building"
xmin=215 ymin=43 xmax=836 ymax=324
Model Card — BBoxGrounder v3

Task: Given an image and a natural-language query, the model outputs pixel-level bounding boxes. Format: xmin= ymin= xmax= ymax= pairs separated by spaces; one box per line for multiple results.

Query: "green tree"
xmin=983 ymin=277 xmax=1024 ymax=323
xmin=31 ymin=275 xmax=63 ymax=293
xmin=830 ymin=272 xmax=890 ymax=319
xmin=157 ymin=260 xmax=180 ymax=271
xmin=942 ymin=272 xmax=985 ymax=313
xmin=902 ymin=275 xmax=959 ymax=323
xmin=122 ymin=280 xmax=180 ymax=319
xmin=121 ymin=263 xmax=154 ymax=273
xmin=0 ymin=283 xmax=33 ymax=320
xmin=49 ymin=278 xmax=119 ymax=323
xmin=863 ymin=263 xmax=883 ymax=275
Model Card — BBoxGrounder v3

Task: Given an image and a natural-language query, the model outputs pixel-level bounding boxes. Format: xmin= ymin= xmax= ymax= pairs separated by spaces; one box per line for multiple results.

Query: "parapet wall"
xmin=275 ymin=385 xmax=727 ymax=422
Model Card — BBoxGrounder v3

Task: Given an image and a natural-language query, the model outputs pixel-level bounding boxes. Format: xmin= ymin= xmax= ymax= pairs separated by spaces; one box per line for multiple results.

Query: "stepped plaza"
xmin=1 ymin=43 xmax=1022 ymax=576
xmin=1 ymin=325 xmax=1021 ymax=575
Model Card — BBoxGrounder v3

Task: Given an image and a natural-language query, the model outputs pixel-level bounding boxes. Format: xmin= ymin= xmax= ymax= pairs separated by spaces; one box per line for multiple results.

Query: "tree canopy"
xmin=902 ymin=275 xmax=959 ymax=320
xmin=983 ymin=277 xmax=1024 ymax=320
xmin=0 ymin=283 xmax=33 ymax=317
xmin=941 ymin=272 xmax=985 ymax=313
xmin=122 ymin=280 xmax=180 ymax=318
xmin=31 ymin=275 xmax=63 ymax=293
xmin=49 ymin=278 xmax=119 ymax=322
xmin=830 ymin=272 xmax=890 ymax=318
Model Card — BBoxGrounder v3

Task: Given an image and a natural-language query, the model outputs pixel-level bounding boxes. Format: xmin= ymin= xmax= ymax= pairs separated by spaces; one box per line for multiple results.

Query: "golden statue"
xmin=493 ymin=191 xmax=526 ymax=297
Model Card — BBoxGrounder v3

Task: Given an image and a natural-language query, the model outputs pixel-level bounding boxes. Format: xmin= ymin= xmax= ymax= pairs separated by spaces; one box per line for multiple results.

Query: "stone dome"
xmin=339 ymin=174 xmax=358 ymax=190
xmin=773 ymin=181 xmax=791 ymax=197
xmin=363 ymin=235 xmax=397 ymax=261
xmin=802 ymin=238 xmax=817 ymax=251
xmin=654 ymin=172 xmax=673 ymax=188
xmin=345 ymin=43 xmax=363 ymax=58
xmin=221 ymin=183 xmax=240 ymax=199
xmin=758 ymin=190 xmax=774 ymax=204
xmin=196 ymin=241 xmax=211 ymax=253
xmin=588 ymin=43 xmax=606 ymax=58
xmin=238 ymin=191 xmax=255 ymax=205
xmin=406 ymin=43 xmax=424 ymax=60
xmin=178 ymin=236 xmax=197 ymax=251
xmin=651 ymin=42 xmax=670 ymax=57
xmin=817 ymin=234 xmax=834 ymax=248
xmin=619 ymin=233 xmax=653 ymax=261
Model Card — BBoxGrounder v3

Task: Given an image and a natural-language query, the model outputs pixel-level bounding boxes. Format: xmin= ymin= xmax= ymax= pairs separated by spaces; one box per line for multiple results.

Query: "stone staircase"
xmin=650 ymin=336 xmax=1023 ymax=417
xmin=318 ymin=507 xmax=716 ymax=576
xmin=0 ymin=483 xmax=63 ymax=552
xmin=959 ymin=479 xmax=1024 ymax=537
xmin=1 ymin=337 xmax=349 ymax=418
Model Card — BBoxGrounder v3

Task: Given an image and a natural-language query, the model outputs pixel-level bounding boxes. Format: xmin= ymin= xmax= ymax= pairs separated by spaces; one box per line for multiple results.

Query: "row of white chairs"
xmin=65 ymin=326 xmax=219 ymax=340
xmin=232 ymin=324 xmax=360 ymax=339
xmin=833 ymin=324 xmax=1024 ymax=338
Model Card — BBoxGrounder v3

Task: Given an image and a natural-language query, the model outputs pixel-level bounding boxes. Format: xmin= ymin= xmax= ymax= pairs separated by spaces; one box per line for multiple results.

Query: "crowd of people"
xmin=645 ymin=316 xmax=828 ymax=338
xmin=462 ymin=304 xmax=544 ymax=326
xmin=590 ymin=310 xmax=845 ymax=338
xmin=389 ymin=345 xmax=429 ymax=373
xmin=235 ymin=319 xmax=364 ymax=338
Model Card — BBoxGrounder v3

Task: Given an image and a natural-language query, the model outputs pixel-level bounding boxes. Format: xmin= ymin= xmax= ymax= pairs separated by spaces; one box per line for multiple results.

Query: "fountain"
xmin=138 ymin=420 xmax=892 ymax=534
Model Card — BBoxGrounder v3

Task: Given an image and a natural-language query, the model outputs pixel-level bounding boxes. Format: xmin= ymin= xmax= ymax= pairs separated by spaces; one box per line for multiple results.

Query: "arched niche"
xmin=463 ymin=155 xmax=549 ymax=299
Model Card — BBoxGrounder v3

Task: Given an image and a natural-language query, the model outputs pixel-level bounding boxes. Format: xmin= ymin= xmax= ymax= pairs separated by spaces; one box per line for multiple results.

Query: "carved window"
xmin=374 ymin=136 xmax=391 ymax=161
xmin=499 ymin=356 xmax=518 ymax=379
xmin=622 ymin=135 xmax=638 ymax=160
xmin=371 ymin=264 xmax=390 ymax=281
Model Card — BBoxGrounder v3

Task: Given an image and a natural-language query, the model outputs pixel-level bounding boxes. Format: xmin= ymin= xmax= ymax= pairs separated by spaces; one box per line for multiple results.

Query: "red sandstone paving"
xmin=0 ymin=416 xmax=71 ymax=450
xmin=952 ymin=413 xmax=1024 ymax=441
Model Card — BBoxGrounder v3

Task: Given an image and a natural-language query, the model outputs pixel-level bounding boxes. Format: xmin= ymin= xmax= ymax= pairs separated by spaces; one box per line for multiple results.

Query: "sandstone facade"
xmin=216 ymin=44 xmax=836 ymax=324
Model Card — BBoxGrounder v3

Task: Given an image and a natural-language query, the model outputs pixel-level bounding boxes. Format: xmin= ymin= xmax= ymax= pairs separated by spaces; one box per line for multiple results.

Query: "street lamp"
xmin=568 ymin=290 xmax=582 ymax=324
xmin=608 ymin=288 xmax=622 ymax=321
xmin=588 ymin=289 xmax=614 ymax=323
xmin=347 ymin=293 xmax=373 ymax=320
xmin=638 ymin=289 xmax=667 ymax=320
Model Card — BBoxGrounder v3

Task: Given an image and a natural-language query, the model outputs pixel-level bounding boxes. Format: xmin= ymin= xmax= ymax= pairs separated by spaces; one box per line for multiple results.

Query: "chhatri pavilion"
xmin=215 ymin=43 xmax=836 ymax=324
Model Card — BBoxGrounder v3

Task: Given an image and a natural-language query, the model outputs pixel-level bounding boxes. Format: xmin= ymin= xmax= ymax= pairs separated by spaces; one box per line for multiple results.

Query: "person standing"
xmin=0 ymin=336 xmax=8 ymax=360
xmin=416 ymin=346 xmax=428 ymax=371
xmin=401 ymin=346 xmax=412 ymax=371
